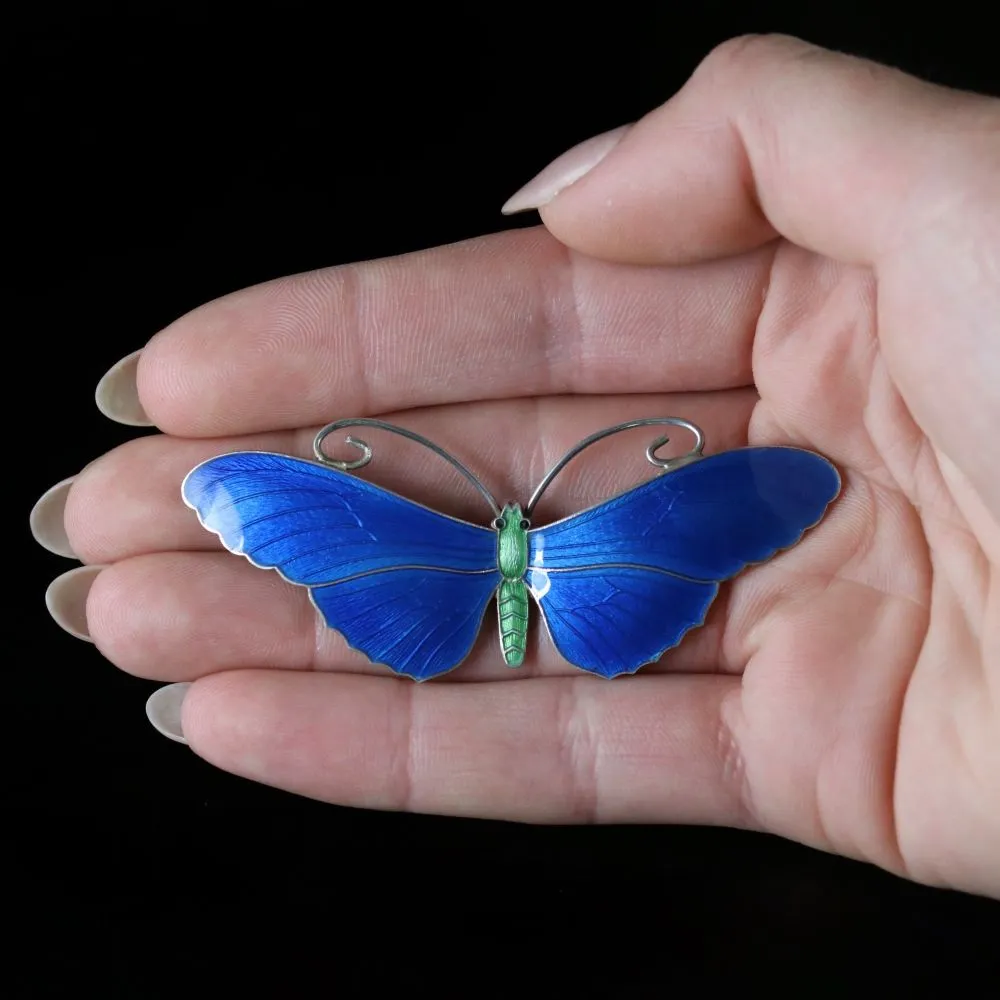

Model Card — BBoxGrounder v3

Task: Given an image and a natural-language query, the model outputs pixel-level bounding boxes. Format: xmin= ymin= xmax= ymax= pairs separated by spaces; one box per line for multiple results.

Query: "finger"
xmin=519 ymin=34 xmax=1000 ymax=518
xmin=522 ymin=34 xmax=997 ymax=266
xmin=180 ymin=669 xmax=747 ymax=827
xmin=83 ymin=546 xmax=731 ymax=684
xmin=64 ymin=391 xmax=757 ymax=564
xmin=119 ymin=228 xmax=772 ymax=436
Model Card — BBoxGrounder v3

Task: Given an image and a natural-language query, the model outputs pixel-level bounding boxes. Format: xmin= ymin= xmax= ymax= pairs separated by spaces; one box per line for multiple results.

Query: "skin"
xmin=52 ymin=35 xmax=998 ymax=896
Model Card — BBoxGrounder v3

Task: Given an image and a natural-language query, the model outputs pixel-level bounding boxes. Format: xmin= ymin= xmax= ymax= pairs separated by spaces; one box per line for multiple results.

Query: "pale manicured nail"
xmin=45 ymin=565 xmax=104 ymax=641
xmin=146 ymin=683 xmax=190 ymax=744
xmin=30 ymin=477 xmax=78 ymax=559
xmin=95 ymin=349 xmax=153 ymax=426
xmin=501 ymin=124 xmax=631 ymax=215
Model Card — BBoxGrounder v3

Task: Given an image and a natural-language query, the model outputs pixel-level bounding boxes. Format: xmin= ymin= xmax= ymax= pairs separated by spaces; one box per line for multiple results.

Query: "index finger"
xmin=116 ymin=228 xmax=772 ymax=436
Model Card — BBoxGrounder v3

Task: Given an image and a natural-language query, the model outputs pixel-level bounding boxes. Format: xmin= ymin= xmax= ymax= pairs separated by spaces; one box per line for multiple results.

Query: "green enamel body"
xmin=495 ymin=503 xmax=529 ymax=667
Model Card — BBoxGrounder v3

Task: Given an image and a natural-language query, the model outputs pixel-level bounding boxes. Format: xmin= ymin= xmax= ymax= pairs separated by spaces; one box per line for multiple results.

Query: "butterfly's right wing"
xmin=182 ymin=452 xmax=501 ymax=680
xmin=527 ymin=447 xmax=840 ymax=677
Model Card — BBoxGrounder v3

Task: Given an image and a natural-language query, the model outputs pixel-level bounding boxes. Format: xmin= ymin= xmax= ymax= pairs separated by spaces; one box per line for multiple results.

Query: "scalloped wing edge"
xmin=528 ymin=573 xmax=720 ymax=678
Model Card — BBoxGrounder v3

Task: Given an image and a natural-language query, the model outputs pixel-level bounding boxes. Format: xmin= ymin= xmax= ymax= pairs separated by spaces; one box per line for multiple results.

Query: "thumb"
xmin=502 ymin=34 xmax=995 ymax=267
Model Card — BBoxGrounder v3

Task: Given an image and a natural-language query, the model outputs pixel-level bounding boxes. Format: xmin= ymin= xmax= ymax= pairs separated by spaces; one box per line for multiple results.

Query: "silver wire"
xmin=524 ymin=416 xmax=705 ymax=517
xmin=313 ymin=417 xmax=503 ymax=518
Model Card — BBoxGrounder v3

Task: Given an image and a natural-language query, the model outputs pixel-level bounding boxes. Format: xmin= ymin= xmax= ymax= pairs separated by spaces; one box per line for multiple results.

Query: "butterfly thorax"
xmin=494 ymin=503 xmax=530 ymax=667
xmin=495 ymin=502 xmax=529 ymax=580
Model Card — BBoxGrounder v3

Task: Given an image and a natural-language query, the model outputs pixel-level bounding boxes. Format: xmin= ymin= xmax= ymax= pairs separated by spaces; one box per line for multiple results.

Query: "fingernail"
xmin=501 ymin=124 xmax=631 ymax=215
xmin=29 ymin=477 xmax=78 ymax=559
xmin=95 ymin=349 xmax=153 ymax=426
xmin=45 ymin=565 xmax=104 ymax=641
xmin=146 ymin=683 xmax=190 ymax=744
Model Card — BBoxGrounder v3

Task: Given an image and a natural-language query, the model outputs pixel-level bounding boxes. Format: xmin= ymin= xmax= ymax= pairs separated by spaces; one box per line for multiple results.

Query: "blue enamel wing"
xmin=181 ymin=417 xmax=840 ymax=680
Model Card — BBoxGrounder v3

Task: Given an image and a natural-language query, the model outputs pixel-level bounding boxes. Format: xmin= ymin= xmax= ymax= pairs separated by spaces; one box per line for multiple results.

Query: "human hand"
xmin=32 ymin=35 xmax=999 ymax=897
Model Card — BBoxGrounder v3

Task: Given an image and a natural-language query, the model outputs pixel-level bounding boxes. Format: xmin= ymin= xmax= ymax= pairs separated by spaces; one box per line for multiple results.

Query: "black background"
xmin=10 ymin=3 xmax=999 ymax=993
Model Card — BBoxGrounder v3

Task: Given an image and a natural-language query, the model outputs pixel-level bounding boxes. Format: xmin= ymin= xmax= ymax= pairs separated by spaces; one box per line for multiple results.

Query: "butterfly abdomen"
xmin=498 ymin=579 xmax=529 ymax=666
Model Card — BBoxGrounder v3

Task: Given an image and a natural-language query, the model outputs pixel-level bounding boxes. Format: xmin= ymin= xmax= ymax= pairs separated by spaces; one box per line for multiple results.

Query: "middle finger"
xmin=65 ymin=392 xmax=756 ymax=564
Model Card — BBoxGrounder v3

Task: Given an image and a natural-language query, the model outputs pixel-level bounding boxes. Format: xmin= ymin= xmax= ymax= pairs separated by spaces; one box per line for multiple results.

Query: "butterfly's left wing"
xmin=527 ymin=447 xmax=840 ymax=677
xmin=182 ymin=452 xmax=500 ymax=680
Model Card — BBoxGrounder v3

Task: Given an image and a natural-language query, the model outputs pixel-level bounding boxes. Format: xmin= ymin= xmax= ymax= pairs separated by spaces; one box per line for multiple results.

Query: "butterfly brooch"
xmin=181 ymin=417 xmax=840 ymax=681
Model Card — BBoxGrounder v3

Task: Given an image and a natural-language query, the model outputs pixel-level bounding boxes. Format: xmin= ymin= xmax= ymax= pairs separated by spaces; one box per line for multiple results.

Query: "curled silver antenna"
xmin=524 ymin=416 xmax=705 ymax=518
xmin=313 ymin=417 xmax=502 ymax=518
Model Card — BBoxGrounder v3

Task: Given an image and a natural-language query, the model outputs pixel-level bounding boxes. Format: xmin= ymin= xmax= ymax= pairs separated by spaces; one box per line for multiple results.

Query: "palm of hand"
xmin=58 ymin=228 xmax=997 ymax=895
xmin=727 ymin=239 xmax=994 ymax=891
